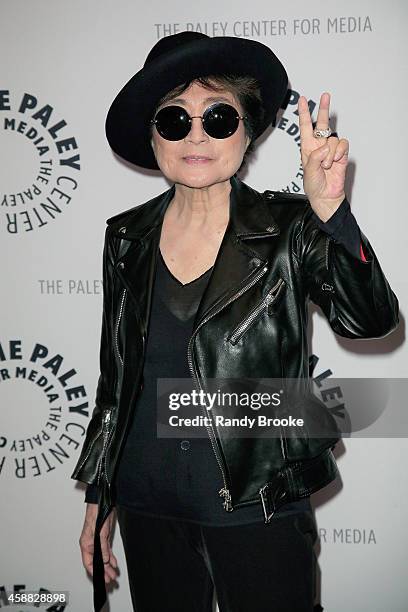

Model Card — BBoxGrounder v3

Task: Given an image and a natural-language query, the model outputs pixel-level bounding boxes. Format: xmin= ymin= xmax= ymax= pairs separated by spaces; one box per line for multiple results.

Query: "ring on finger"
xmin=313 ymin=127 xmax=332 ymax=138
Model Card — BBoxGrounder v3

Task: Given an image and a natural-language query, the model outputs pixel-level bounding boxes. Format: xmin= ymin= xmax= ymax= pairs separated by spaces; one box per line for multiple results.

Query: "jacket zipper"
xmin=325 ymin=236 xmax=330 ymax=270
xmin=228 ymin=278 xmax=286 ymax=345
xmin=115 ymin=288 xmax=127 ymax=366
xmin=187 ymin=262 xmax=270 ymax=512
xmin=73 ymin=421 xmax=105 ymax=475
xmin=96 ymin=407 xmax=112 ymax=485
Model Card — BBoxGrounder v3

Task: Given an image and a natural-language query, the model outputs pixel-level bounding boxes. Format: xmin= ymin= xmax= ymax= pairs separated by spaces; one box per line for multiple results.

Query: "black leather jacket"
xmin=71 ymin=175 xmax=399 ymax=610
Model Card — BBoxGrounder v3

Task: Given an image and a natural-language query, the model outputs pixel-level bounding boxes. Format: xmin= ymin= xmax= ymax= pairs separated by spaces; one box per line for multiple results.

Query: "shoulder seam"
xmin=105 ymin=187 xmax=171 ymax=225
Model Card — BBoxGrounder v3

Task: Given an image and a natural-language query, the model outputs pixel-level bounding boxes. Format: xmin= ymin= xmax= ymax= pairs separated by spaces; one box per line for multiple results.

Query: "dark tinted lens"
xmin=203 ymin=103 xmax=240 ymax=139
xmin=154 ymin=105 xmax=190 ymax=140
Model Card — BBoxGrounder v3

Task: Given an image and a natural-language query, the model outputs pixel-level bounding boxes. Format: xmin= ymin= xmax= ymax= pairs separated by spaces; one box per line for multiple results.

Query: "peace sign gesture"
xmin=298 ymin=92 xmax=349 ymax=222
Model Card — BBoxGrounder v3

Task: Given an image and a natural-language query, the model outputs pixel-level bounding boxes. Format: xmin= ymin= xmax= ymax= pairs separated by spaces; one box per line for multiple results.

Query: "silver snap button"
xmin=180 ymin=440 xmax=190 ymax=451
xmin=118 ymin=261 xmax=125 ymax=269
xmin=119 ymin=226 xmax=127 ymax=233
xmin=266 ymin=192 xmax=275 ymax=199
xmin=265 ymin=226 xmax=275 ymax=232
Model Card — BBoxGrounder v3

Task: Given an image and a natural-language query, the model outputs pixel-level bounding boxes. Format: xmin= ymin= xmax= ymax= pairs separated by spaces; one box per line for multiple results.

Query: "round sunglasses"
xmin=150 ymin=102 xmax=247 ymax=141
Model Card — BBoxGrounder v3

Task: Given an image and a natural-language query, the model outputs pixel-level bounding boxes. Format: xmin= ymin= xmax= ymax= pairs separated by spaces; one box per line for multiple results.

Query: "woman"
xmin=71 ymin=32 xmax=399 ymax=612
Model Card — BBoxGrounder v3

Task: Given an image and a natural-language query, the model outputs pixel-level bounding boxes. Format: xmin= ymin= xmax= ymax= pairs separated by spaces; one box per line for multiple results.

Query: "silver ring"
xmin=313 ymin=127 xmax=332 ymax=138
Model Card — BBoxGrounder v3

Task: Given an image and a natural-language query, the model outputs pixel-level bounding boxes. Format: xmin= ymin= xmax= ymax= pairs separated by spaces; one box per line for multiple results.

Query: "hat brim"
xmin=105 ymin=36 xmax=288 ymax=170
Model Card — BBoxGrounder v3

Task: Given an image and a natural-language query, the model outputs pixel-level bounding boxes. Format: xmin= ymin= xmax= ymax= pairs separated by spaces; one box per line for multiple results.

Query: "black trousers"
xmin=116 ymin=505 xmax=319 ymax=612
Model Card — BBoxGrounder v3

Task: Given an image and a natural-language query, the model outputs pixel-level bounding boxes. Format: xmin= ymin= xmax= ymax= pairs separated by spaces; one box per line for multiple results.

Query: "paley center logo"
xmin=240 ymin=87 xmax=321 ymax=193
xmin=309 ymin=352 xmax=351 ymax=436
xmin=0 ymin=339 xmax=89 ymax=481
xmin=267 ymin=88 xmax=319 ymax=194
xmin=0 ymin=89 xmax=80 ymax=235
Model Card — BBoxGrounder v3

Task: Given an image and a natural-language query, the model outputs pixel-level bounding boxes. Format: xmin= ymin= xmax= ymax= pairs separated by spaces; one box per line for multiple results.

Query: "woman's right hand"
xmin=79 ymin=503 xmax=119 ymax=584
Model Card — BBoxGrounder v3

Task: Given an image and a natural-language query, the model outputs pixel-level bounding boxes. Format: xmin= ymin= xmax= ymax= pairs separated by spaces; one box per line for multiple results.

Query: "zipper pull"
xmin=102 ymin=408 xmax=111 ymax=432
xmin=219 ymin=487 xmax=233 ymax=511
xmin=104 ymin=409 xmax=111 ymax=424
xmin=266 ymin=278 xmax=285 ymax=315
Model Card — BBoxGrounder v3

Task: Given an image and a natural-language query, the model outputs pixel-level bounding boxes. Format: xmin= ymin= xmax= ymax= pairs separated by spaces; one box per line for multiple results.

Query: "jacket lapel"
xmin=111 ymin=185 xmax=174 ymax=338
xmin=110 ymin=175 xmax=281 ymax=336
xmin=193 ymin=176 xmax=280 ymax=327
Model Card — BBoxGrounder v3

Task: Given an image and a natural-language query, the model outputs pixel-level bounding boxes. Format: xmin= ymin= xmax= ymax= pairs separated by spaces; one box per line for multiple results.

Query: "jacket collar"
xmin=108 ymin=175 xmax=280 ymax=241
xmin=111 ymin=175 xmax=282 ymax=333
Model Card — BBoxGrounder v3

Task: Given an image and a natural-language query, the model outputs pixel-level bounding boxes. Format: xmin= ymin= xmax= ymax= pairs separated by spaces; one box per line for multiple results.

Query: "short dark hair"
xmin=150 ymin=74 xmax=265 ymax=173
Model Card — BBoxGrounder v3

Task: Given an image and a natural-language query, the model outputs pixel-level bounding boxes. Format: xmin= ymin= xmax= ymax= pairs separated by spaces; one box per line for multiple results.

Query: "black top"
xmin=85 ymin=197 xmax=364 ymax=523
xmin=111 ymin=249 xmax=312 ymax=525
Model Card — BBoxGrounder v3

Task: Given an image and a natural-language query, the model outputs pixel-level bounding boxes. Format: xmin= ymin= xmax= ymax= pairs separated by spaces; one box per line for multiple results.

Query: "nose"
xmin=185 ymin=116 xmax=208 ymax=144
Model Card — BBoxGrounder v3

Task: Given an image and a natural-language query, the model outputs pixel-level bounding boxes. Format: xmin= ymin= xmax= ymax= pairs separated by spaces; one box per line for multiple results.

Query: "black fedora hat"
xmin=105 ymin=31 xmax=288 ymax=170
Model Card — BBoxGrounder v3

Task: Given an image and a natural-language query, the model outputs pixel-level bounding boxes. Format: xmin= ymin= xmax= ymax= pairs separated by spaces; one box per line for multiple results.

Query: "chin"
xmin=180 ymin=175 xmax=217 ymax=189
xmin=171 ymin=166 xmax=236 ymax=189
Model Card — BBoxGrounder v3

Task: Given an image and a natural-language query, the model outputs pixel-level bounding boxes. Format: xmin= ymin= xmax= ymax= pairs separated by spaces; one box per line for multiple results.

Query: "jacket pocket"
xmin=227 ymin=277 xmax=286 ymax=345
xmin=280 ymin=390 xmax=341 ymax=463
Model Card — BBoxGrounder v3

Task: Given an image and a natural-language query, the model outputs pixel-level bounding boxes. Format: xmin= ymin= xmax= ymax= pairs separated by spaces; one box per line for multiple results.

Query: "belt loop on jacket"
xmin=259 ymin=473 xmax=288 ymax=523
xmin=259 ymin=447 xmax=339 ymax=524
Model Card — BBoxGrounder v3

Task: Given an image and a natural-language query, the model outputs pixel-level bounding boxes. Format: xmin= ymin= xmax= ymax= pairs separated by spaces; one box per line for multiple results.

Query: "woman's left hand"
xmin=298 ymin=92 xmax=349 ymax=222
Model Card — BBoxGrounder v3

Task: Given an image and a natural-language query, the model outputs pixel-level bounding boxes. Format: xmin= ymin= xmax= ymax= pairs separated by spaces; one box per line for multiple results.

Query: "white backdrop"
xmin=1 ymin=0 xmax=407 ymax=610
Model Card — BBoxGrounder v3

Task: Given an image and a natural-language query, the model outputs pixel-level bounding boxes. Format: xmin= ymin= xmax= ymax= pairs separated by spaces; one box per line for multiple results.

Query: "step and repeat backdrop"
xmin=1 ymin=0 xmax=407 ymax=610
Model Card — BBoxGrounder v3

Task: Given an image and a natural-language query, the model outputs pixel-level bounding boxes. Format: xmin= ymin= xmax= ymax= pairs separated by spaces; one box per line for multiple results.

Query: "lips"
xmin=183 ymin=156 xmax=212 ymax=160
xmin=183 ymin=155 xmax=212 ymax=164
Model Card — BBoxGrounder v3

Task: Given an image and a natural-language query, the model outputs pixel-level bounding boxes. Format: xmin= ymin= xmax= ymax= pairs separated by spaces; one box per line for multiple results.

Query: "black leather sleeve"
xmin=84 ymin=483 xmax=100 ymax=504
xmin=70 ymin=226 xmax=118 ymax=486
xmin=310 ymin=197 xmax=364 ymax=261
xmin=296 ymin=202 xmax=399 ymax=339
